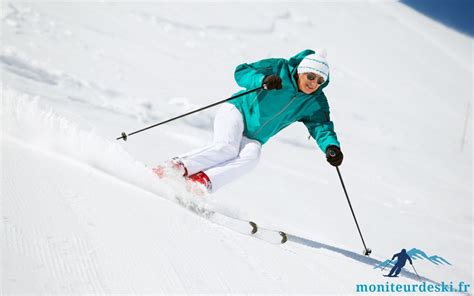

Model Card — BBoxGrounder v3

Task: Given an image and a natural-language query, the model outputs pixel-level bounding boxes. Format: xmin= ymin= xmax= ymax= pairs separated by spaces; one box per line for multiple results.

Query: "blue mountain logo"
xmin=374 ymin=248 xmax=451 ymax=269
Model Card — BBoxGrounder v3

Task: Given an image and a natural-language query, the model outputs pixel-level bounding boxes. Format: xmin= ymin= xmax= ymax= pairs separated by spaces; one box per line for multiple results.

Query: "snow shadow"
xmin=288 ymin=234 xmax=438 ymax=284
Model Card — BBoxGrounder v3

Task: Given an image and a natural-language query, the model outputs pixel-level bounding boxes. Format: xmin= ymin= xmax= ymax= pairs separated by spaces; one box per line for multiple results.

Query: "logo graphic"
xmin=374 ymin=248 xmax=451 ymax=278
xmin=407 ymin=248 xmax=451 ymax=265
xmin=355 ymin=248 xmax=470 ymax=293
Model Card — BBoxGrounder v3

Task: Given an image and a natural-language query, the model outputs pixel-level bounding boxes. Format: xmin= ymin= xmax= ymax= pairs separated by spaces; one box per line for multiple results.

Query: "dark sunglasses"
xmin=306 ymin=73 xmax=325 ymax=84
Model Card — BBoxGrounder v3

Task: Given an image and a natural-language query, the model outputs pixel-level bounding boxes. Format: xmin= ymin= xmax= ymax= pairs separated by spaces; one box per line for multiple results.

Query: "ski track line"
xmin=2 ymin=133 xmax=284 ymax=293
xmin=4 ymin=203 xmax=106 ymax=294
xmin=283 ymin=241 xmax=373 ymax=291
xmin=54 ymin=164 xmax=188 ymax=292
xmin=3 ymin=133 xmax=185 ymax=294
xmin=3 ymin=135 xmax=107 ymax=294
xmin=212 ymin=225 xmax=286 ymax=294
xmin=1 ymin=131 xmax=176 ymax=219
xmin=4 ymin=131 xmax=433 ymax=293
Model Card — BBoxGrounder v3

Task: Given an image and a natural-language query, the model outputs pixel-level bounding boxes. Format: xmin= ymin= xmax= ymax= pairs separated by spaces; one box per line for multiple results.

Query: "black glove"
xmin=326 ymin=145 xmax=343 ymax=167
xmin=263 ymin=75 xmax=282 ymax=90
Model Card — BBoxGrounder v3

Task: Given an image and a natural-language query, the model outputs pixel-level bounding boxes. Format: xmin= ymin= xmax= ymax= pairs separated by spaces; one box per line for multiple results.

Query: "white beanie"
xmin=297 ymin=49 xmax=329 ymax=82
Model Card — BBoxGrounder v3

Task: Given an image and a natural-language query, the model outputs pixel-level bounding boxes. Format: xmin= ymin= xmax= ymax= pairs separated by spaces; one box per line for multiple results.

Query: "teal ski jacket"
xmin=229 ymin=49 xmax=340 ymax=153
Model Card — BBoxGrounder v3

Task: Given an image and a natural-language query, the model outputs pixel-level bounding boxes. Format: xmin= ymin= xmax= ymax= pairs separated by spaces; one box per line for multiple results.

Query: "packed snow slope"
xmin=1 ymin=1 xmax=472 ymax=294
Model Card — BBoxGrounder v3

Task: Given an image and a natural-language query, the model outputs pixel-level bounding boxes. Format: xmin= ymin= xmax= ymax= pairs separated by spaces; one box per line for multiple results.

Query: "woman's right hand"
xmin=263 ymin=75 xmax=282 ymax=90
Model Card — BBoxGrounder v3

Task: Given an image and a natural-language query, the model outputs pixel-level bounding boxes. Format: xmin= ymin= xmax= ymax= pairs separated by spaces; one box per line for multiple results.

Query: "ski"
xmin=208 ymin=212 xmax=288 ymax=244
xmin=156 ymin=173 xmax=288 ymax=244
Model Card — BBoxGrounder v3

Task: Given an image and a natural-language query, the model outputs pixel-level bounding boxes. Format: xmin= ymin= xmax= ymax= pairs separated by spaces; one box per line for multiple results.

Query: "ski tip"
xmin=279 ymin=231 xmax=288 ymax=244
xmin=249 ymin=221 xmax=258 ymax=235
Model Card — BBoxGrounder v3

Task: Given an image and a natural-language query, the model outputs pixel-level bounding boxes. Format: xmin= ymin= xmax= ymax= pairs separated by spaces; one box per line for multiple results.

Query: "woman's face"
xmin=297 ymin=72 xmax=325 ymax=94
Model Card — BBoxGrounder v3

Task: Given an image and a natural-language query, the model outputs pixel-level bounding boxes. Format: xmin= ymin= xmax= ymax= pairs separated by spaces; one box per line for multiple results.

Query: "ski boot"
xmin=152 ymin=157 xmax=188 ymax=179
xmin=186 ymin=171 xmax=212 ymax=196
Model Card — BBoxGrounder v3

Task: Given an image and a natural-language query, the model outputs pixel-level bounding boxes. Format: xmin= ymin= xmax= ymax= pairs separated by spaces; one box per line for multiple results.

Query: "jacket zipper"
xmin=252 ymin=94 xmax=298 ymax=137
xmin=250 ymin=89 xmax=263 ymax=106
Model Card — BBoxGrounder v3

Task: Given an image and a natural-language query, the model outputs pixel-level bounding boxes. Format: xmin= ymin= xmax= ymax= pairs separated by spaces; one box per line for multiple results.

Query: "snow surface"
xmin=1 ymin=1 xmax=472 ymax=294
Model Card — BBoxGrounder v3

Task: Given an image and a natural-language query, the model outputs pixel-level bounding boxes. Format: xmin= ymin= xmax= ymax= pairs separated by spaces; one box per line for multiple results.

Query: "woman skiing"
xmin=154 ymin=49 xmax=343 ymax=194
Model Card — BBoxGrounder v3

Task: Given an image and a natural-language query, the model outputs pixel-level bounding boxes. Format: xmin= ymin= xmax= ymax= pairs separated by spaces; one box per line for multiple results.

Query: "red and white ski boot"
xmin=186 ymin=171 xmax=212 ymax=196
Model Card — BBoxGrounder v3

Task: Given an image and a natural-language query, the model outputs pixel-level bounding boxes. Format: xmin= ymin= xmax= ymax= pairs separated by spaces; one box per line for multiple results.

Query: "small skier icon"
xmin=386 ymin=249 xmax=413 ymax=277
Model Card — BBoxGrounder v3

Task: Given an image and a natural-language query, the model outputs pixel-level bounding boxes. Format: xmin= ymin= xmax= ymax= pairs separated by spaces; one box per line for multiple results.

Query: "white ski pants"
xmin=179 ymin=103 xmax=261 ymax=192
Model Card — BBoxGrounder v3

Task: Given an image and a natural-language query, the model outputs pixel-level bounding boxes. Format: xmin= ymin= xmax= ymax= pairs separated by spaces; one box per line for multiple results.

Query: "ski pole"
xmin=410 ymin=263 xmax=421 ymax=281
xmin=117 ymin=86 xmax=263 ymax=141
xmin=334 ymin=166 xmax=372 ymax=256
